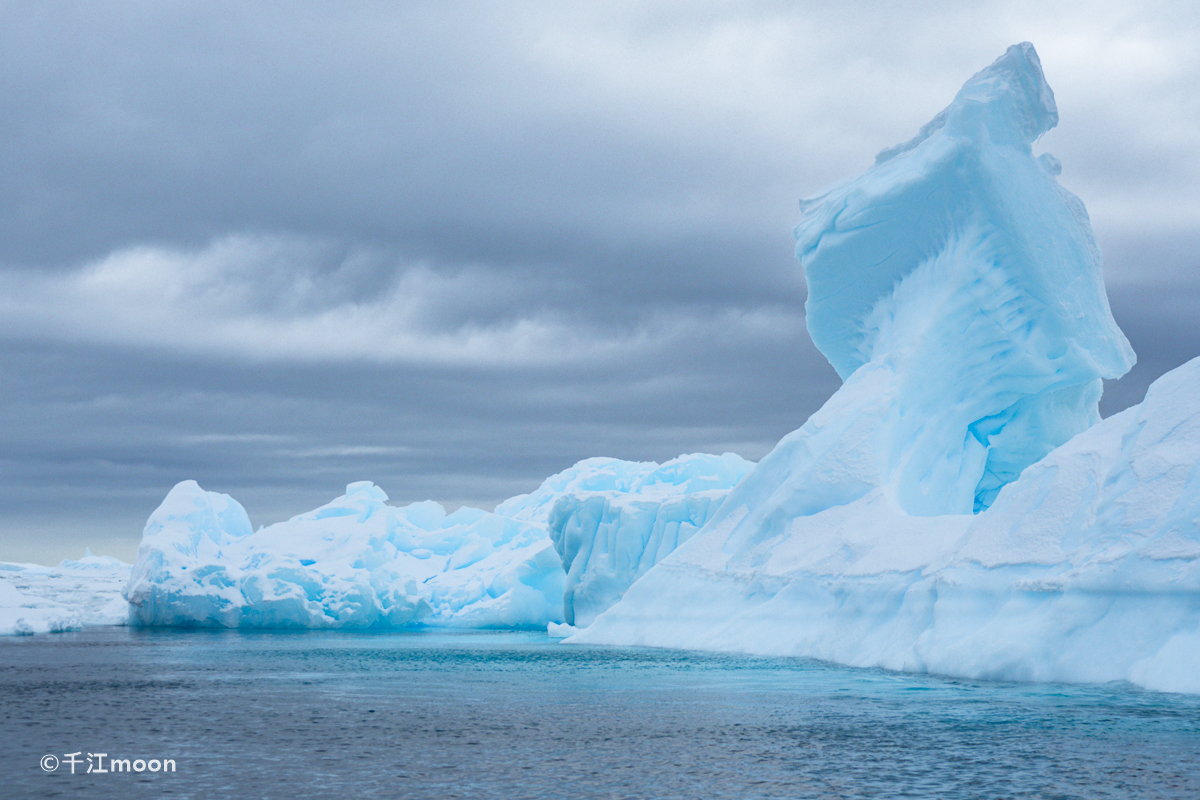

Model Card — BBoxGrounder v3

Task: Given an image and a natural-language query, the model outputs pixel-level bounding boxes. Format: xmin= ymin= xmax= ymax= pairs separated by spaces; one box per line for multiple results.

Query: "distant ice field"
xmin=3 ymin=628 xmax=1200 ymax=799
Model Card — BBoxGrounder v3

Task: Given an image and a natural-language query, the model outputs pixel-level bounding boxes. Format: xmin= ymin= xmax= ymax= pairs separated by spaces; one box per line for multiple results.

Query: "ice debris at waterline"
xmin=572 ymin=44 xmax=1200 ymax=695
xmin=1 ymin=553 xmax=131 ymax=635
xmin=122 ymin=453 xmax=752 ymax=630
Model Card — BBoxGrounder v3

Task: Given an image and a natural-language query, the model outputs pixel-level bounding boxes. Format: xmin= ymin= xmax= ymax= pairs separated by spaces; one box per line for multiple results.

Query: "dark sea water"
xmin=2 ymin=628 xmax=1199 ymax=799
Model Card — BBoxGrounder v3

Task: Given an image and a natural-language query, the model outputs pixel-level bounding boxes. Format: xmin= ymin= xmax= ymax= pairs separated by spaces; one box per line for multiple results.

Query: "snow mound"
xmin=548 ymin=453 xmax=752 ymax=626
xmin=1 ymin=553 xmax=131 ymax=636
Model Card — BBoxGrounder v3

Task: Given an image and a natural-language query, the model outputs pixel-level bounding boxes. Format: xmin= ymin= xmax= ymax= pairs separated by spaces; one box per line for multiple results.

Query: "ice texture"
xmin=124 ymin=454 xmax=750 ymax=630
xmin=547 ymin=453 xmax=753 ymax=626
xmin=571 ymin=45 xmax=1200 ymax=694
xmin=495 ymin=454 xmax=750 ymax=522
xmin=0 ymin=553 xmax=131 ymax=635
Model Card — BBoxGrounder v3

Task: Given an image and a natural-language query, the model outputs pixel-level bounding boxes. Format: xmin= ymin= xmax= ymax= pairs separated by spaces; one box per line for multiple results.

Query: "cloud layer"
xmin=1 ymin=1 xmax=1197 ymax=562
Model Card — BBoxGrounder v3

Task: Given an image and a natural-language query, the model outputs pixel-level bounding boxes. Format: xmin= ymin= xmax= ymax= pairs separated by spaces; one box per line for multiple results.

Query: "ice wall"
xmin=547 ymin=453 xmax=753 ymax=626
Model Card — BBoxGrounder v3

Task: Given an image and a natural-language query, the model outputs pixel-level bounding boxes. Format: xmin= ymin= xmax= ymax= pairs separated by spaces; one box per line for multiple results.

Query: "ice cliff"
xmin=123 ymin=454 xmax=751 ymax=630
xmin=545 ymin=453 xmax=753 ymax=627
xmin=571 ymin=45 xmax=1200 ymax=694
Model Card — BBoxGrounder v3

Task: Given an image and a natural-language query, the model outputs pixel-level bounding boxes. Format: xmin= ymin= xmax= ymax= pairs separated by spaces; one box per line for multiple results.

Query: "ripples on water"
xmin=2 ymin=628 xmax=1198 ymax=799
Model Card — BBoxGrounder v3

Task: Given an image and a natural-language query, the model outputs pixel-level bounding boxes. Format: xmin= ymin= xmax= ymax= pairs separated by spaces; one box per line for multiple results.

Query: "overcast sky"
xmin=2 ymin=0 xmax=1198 ymax=563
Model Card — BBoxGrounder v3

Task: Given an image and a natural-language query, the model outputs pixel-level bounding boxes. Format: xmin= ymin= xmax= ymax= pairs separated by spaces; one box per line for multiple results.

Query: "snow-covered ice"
xmin=123 ymin=454 xmax=751 ymax=630
xmin=0 ymin=553 xmax=130 ymax=635
xmin=571 ymin=44 xmax=1200 ymax=694
xmin=576 ymin=358 xmax=1200 ymax=693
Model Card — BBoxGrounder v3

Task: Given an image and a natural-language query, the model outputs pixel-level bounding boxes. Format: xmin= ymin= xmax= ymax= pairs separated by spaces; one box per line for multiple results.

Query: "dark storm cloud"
xmin=1 ymin=1 xmax=1198 ymax=562
xmin=1 ymin=1 xmax=809 ymax=285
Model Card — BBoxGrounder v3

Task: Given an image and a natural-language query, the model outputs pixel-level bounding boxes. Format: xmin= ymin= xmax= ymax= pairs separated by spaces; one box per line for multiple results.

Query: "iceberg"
xmin=125 ymin=480 xmax=558 ymax=629
xmin=25 ymin=42 xmax=1196 ymax=696
xmin=123 ymin=453 xmax=751 ymax=630
xmin=0 ymin=553 xmax=131 ymax=635
xmin=570 ymin=44 xmax=1200 ymax=693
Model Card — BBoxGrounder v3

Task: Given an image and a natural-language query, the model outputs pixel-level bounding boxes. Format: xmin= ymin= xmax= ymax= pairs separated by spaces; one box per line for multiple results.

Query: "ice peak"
xmin=788 ymin=43 xmax=1135 ymax=515
xmin=876 ymin=42 xmax=1057 ymax=164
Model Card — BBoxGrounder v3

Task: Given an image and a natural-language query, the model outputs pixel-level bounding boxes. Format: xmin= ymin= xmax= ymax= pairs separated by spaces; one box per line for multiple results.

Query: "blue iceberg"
xmin=123 ymin=454 xmax=752 ymax=630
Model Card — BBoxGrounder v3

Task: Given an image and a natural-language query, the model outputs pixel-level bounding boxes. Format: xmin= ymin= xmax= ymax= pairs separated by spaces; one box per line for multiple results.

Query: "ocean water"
xmin=2 ymin=628 xmax=1199 ymax=799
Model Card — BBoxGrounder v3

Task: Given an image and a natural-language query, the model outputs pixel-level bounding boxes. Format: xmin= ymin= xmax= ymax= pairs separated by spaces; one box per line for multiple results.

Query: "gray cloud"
xmin=1 ymin=1 xmax=1197 ymax=562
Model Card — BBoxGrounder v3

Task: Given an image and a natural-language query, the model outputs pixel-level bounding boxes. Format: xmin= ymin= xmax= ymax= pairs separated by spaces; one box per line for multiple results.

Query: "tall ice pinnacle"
xmin=794 ymin=42 xmax=1133 ymax=513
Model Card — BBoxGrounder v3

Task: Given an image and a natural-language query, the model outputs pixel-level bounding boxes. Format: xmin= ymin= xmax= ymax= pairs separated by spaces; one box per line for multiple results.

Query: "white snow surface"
xmin=0 ymin=553 xmax=131 ymax=635
xmin=575 ymin=357 xmax=1200 ymax=693
xmin=572 ymin=45 xmax=1200 ymax=693
xmin=124 ymin=454 xmax=750 ymax=630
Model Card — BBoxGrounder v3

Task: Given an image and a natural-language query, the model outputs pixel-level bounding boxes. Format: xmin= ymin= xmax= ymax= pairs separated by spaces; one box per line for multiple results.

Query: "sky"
xmin=2 ymin=0 xmax=1198 ymax=563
